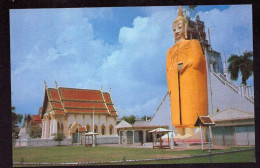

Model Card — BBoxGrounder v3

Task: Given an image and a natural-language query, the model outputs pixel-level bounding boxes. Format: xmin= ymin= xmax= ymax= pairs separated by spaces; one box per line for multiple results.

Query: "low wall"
xmin=14 ymin=136 xmax=119 ymax=147
xmin=15 ymin=138 xmax=72 ymax=147
xmin=82 ymin=135 xmax=119 ymax=145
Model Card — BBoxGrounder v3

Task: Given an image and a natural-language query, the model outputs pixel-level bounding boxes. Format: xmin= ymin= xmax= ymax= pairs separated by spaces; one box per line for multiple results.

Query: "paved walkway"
xmin=98 ymin=143 xmax=229 ymax=150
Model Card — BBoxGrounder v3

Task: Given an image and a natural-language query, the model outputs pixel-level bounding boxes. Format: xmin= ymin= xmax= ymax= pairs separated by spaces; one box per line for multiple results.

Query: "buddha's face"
xmin=172 ymin=20 xmax=185 ymax=42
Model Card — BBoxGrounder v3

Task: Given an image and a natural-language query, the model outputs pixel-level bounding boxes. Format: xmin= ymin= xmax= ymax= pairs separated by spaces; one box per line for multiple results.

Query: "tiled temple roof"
xmin=31 ymin=115 xmax=42 ymax=126
xmin=41 ymin=86 xmax=118 ymax=117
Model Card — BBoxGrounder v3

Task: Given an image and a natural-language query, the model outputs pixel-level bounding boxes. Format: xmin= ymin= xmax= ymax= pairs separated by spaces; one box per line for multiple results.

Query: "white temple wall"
xmin=84 ymin=114 xmax=92 ymax=127
xmin=107 ymin=116 xmax=116 ymax=135
xmin=208 ymin=71 xmax=254 ymax=115
xmin=67 ymin=114 xmax=75 ymax=128
xmin=75 ymin=114 xmax=84 ymax=126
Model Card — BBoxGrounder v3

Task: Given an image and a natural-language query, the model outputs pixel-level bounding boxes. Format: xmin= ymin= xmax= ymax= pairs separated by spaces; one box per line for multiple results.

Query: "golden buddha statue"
xmin=166 ymin=6 xmax=208 ymax=138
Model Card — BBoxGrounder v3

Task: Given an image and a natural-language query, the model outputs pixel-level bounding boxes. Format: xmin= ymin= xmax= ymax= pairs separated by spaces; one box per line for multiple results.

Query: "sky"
xmin=10 ymin=5 xmax=253 ymax=123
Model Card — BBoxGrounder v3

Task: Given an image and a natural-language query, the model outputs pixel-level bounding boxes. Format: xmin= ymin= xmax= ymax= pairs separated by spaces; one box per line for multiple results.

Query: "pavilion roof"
xmin=115 ymin=120 xmax=132 ymax=129
xmin=41 ymin=85 xmax=118 ymax=117
xmin=210 ymin=107 xmax=254 ymax=122
xmin=148 ymin=128 xmax=171 ymax=133
xmin=31 ymin=115 xmax=42 ymax=123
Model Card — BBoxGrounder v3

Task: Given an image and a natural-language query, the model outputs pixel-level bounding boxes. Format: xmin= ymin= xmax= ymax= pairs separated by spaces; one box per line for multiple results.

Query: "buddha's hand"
xmin=178 ymin=62 xmax=183 ymax=71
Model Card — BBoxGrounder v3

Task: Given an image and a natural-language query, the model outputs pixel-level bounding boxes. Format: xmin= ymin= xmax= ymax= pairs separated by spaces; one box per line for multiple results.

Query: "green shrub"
xmin=52 ymin=133 xmax=66 ymax=145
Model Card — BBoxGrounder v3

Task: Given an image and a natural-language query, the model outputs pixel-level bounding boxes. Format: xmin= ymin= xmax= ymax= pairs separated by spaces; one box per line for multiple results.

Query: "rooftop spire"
xmin=208 ymin=28 xmax=211 ymax=45
xmin=44 ymin=80 xmax=48 ymax=90
xmin=55 ymin=81 xmax=58 ymax=89
xmin=222 ymin=50 xmax=230 ymax=81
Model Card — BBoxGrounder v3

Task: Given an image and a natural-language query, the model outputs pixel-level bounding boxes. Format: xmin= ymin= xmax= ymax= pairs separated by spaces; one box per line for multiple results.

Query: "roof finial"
xmin=55 ymin=81 xmax=58 ymax=89
xmin=100 ymin=85 xmax=103 ymax=91
xmin=44 ymin=80 xmax=48 ymax=90
xmin=178 ymin=6 xmax=183 ymax=17
xmin=109 ymin=88 xmax=111 ymax=93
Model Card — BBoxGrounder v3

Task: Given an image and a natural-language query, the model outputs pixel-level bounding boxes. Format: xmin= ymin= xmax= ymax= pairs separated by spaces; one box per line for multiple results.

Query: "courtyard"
xmin=13 ymin=145 xmax=255 ymax=166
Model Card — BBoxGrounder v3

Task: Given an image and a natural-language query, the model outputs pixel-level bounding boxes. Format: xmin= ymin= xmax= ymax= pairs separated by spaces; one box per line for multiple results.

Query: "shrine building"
xmin=40 ymin=82 xmax=118 ymax=142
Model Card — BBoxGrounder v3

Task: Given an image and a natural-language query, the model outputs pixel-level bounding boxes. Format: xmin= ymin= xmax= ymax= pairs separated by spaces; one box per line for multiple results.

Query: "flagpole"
xmin=92 ymin=107 xmax=95 ymax=147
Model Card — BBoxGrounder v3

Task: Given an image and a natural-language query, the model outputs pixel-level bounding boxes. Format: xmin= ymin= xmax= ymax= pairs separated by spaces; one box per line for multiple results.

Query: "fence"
xmin=13 ymin=147 xmax=255 ymax=167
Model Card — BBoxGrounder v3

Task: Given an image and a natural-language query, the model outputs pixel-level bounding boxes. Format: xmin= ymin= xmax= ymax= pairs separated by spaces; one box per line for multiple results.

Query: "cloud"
xmin=198 ymin=5 xmax=253 ymax=57
xmin=10 ymin=5 xmax=253 ymax=118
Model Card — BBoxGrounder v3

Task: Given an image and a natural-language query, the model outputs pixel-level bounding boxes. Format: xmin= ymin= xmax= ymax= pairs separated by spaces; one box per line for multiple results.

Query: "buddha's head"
xmin=172 ymin=6 xmax=188 ymax=43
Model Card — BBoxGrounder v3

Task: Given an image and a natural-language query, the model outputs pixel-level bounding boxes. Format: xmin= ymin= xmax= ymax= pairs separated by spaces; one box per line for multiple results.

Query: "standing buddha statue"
xmin=166 ymin=6 xmax=208 ymax=138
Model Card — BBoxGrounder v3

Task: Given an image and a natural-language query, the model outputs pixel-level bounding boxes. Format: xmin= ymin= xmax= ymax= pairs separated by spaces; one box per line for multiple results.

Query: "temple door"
xmin=126 ymin=131 xmax=133 ymax=144
xmin=72 ymin=133 xmax=78 ymax=143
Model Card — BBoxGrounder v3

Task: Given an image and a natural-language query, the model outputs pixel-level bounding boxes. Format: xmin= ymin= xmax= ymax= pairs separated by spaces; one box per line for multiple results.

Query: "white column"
xmin=50 ymin=119 xmax=53 ymax=138
xmin=53 ymin=119 xmax=57 ymax=134
xmin=240 ymin=84 xmax=245 ymax=98
xmin=45 ymin=119 xmax=48 ymax=138
xmin=119 ymin=131 xmax=121 ymax=144
xmin=200 ymin=125 xmax=204 ymax=150
xmin=46 ymin=119 xmax=50 ymax=138
xmin=210 ymin=63 xmax=213 ymax=72
xmin=41 ymin=120 xmax=45 ymax=138
xmin=248 ymin=86 xmax=252 ymax=98
xmin=132 ymin=130 xmax=135 ymax=144
xmin=143 ymin=130 xmax=147 ymax=143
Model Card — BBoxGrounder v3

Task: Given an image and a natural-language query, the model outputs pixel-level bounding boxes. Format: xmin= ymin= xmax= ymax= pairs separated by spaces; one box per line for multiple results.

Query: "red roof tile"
xmin=103 ymin=93 xmax=111 ymax=103
xmin=66 ymin=109 xmax=108 ymax=113
xmin=48 ymin=88 xmax=60 ymax=100
xmin=43 ymin=86 xmax=117 ymax=116
xmin=31 ymin=115 xmax=42 ymax=124
xmin=55 ymin=110 xmax=66 ymax=114
xmin=59 ymin=88 xmax=103 ymax=101
xmin=107 ymin=104 xmax=116 ymax=112
xmin=78 ymin=127 xmax=87 ymax=132
xmin=32 ymin=115 xmax=41 ymax=121
xmin=52 ymin=102 xmax=63 ymax=109
xmin=63 ymin=101 xmax=106 ymax=109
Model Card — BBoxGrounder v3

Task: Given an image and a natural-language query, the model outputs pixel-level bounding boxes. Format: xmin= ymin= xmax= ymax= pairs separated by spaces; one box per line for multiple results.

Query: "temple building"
xmin=40 ymin=82 xmax=118 ymax=143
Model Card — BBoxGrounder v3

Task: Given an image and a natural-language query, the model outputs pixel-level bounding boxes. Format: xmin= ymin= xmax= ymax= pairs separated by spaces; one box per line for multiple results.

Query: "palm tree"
xmin=227 ymin=51 xmax=253 ymax=85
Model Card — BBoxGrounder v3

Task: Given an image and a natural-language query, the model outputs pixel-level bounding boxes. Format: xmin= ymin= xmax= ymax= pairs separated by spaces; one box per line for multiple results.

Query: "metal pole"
xmin=92 ymin=107 xmax=95 ymax=147
xmin=200 ymin=125 xmax=204 ymax=150
xmin=170 ymin=127 xmax=174 ymax=149
xmin=208 ymin=126 xmax=211 ymax=153
xmin=177 ymin=66 xmax=182 ymax=125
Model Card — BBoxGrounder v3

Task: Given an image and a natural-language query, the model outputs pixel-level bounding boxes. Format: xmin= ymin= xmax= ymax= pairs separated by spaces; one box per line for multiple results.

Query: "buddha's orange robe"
xmin=166 ymin=39 xmax=207 ymax=128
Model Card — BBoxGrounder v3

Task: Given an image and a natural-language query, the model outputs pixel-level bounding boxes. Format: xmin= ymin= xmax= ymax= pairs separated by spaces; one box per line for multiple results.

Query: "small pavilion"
xmin=148 ymin=128 xmax=171 ymax=149
xmin=116 ymin=120 xmax=169 ymax=145
xmin=83 ymin=132 xmax=99 ymax=147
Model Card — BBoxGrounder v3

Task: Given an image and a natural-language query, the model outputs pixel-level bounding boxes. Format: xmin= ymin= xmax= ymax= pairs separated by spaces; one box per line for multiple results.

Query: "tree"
xmin=141 ymin=115 xmax=151 ymax=121
xmin=228 ymin=51 xmax=253 ymax=85
xmin=52 ymin=133 xmax=66 ymax=146
xmin=29 ymin=127 xmax=42 ymax=138
xmin=12 ymin=106 xmax=23 ymax=139
xmin=121 ymin=115 xmax=136 ymax=125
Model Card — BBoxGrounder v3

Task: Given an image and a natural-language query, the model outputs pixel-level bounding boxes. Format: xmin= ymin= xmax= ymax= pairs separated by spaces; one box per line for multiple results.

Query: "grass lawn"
xmin=12 ymin=145 xmax=255 ymax=164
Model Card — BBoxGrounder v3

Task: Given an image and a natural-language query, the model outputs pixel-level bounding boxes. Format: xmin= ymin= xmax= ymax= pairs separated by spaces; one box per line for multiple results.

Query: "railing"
xmin=212 ymin=72 xmax=254 ymax=103
xmin=13 ymin=147 xmax=255 ymax=166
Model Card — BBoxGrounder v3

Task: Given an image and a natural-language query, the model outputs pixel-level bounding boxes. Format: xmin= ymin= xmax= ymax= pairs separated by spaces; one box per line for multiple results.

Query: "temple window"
xmin=86 ymin=124 xmax=90 ymax=132
xmin=57 ymin=122 xmax=60 ymax=134
xmin=101 ymin=125 xmax=105 ymax=135
xmin=61 ymin=123 xmax=64 ymax=135
xmin=94 ymin=125 xmax=98 ymax=133
xmin=109 ymin=125 xmax=113 ymax=135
